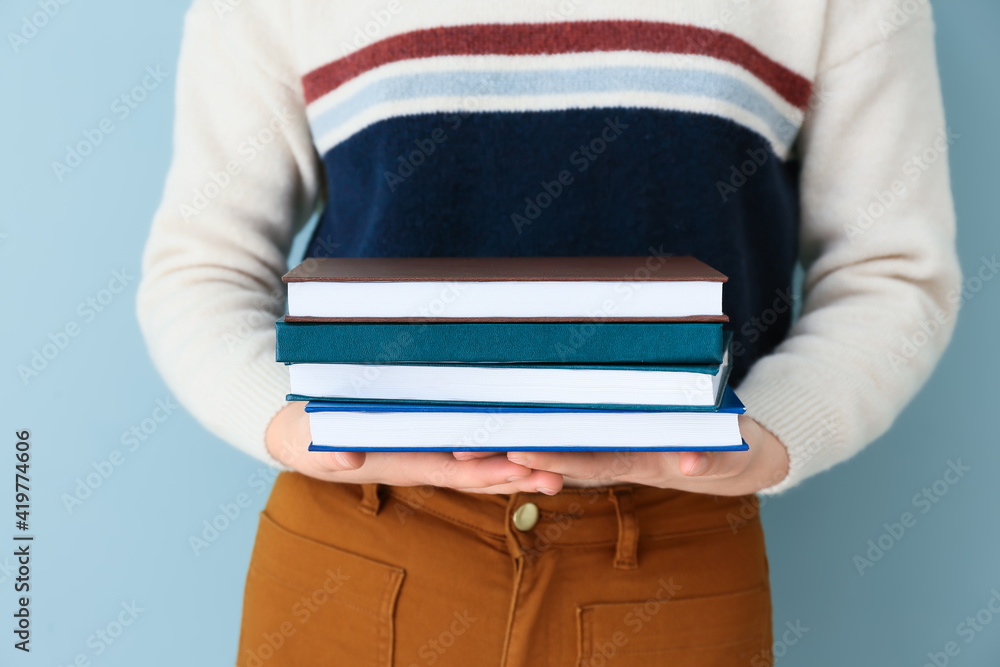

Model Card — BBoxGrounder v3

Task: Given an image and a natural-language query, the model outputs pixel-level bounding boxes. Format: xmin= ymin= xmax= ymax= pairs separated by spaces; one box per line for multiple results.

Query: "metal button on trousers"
xmin=512 ymin=502 xmax=539 ymax=531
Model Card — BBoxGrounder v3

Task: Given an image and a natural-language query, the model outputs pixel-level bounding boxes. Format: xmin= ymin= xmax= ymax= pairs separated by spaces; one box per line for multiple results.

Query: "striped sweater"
xmin=137 ymin=0 xmax=960 ymax=494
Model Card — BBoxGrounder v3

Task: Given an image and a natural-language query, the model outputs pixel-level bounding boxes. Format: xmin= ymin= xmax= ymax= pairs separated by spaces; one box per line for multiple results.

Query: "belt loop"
xmin=358 ymin=483 xmax=383 ymax=516
xmin=608 ymin=487 xmax=639 ymax=570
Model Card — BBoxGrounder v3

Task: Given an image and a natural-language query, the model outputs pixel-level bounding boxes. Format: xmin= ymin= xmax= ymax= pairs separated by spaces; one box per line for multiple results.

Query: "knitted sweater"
xmin=137 ymin=0 xmax=960 ymax=494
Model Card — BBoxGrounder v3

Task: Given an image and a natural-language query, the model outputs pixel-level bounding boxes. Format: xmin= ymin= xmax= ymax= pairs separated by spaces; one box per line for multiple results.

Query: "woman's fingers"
xmin=330 ymin=451 xmax=532 ymax=489
xmin=507 ymin=451 xmax=647 ymax=484
xmin=317 ymin=451 xmax=565 ymax=494
xmin=269 ymin=401 xmax=562 ymax=494
xmin=507 ymin=448 xmax=758 ymax=492
xmin=459 ymin=469 xmax=565 ymax=495
xmin=443 ymin=454 xmax=538 ymax=488
xmin=453 ymin=451 xmax=504 ymax=461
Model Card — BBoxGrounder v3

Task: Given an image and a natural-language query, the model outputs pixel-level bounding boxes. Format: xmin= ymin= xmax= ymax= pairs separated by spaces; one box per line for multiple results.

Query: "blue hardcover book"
xmin=305 ymin=387 xmax=747 ymax=452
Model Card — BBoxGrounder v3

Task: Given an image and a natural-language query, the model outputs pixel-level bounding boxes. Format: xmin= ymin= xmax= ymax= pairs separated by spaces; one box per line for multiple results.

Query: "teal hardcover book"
xmin=285 ymin=333 xmax=733 ymax=410
xmin=275 ymin=317 xmax=725 ymax=365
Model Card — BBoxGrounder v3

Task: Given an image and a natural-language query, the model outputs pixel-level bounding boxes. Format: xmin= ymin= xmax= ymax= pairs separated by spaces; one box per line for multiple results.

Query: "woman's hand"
xmin=265 ymin=402 xmax=565 ymax=494
xmin=503 ymin=415 xmax=790 ymax=496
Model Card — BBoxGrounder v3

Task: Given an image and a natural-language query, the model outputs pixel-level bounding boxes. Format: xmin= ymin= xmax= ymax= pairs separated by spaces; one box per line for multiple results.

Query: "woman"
xmin=138 ymin=1 xmax=959 ymax=664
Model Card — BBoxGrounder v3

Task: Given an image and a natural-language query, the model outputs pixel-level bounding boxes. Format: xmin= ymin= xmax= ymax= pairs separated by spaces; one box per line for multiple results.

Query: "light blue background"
xmin=1 ymin=1 xmax=998 ymax=665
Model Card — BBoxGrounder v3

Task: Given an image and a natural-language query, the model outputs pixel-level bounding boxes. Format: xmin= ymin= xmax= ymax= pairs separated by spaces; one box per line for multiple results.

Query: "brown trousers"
xmin=237 ymin=472 xmax=773 ymax=667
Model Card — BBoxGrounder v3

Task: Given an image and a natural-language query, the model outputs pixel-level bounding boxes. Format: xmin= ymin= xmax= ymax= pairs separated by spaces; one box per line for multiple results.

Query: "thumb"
xmin=678 ymin=451 xmax=745 ymax=478
xmin=267 ymin=401 xmax=367 ymax=471
xmin=317 ymin=450 xmax=367 ymax=471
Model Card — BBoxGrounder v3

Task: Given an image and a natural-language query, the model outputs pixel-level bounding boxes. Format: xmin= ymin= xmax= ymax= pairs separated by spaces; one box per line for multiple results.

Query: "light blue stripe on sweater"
xmin=309 ymin=66 xmax=800 ymax=146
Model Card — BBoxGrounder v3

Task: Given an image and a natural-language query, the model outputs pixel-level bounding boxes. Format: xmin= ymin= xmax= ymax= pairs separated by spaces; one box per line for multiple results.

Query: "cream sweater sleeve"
xmin=136 ymin=0 xmax=321 ymax=466
xmin=737 ymin=2 xmax=962 ymax=494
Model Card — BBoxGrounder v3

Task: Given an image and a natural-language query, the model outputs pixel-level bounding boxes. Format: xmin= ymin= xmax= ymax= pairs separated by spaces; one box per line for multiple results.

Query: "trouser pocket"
xmin=577 ymin=585 xmax=772 ymax=667
xmin=237 ymin=512 xmax=405 ymax=667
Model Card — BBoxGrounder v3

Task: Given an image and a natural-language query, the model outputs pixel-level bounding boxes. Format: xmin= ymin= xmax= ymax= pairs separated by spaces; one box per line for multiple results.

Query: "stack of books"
xmin=275 ymin=256 xmax=747 ymax=453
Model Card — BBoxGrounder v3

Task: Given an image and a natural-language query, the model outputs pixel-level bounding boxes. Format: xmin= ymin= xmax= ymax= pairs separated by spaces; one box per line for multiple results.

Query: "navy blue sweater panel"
xmin=306 ymin=108 xmax=800 ymax=382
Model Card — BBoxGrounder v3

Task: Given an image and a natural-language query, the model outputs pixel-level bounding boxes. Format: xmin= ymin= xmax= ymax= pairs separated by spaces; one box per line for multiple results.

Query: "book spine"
xmin=275 ymin=321 xmax=724 ymax=364
xmin=288 ymin=395 xmax=720 ymax=411
xmin=308 ymin=444 xmax=750 ymax=453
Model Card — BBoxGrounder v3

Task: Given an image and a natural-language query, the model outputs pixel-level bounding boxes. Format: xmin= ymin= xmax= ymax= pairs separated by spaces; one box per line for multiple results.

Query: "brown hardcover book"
xmin=282 ymin=256 xmax=727 ymax=322
xmin=284 ymin=256 xmax=727 ymax=282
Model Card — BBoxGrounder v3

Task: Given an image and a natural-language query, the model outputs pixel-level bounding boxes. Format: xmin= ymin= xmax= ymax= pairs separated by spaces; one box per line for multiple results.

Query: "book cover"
xmin=282 ymin=255 xmax=729 ymax=322
xmin=304 ymin=386 xmax=745 ymax=415
xmin=304 ymin=387 xmax=747 ymax=453
xmin=284 ymin=255 xmax=728 ymax=283
xmin=275 ymin=318 xmax=726 ymax=365
xmin=285 ymin=332 xmax=734 ymax=410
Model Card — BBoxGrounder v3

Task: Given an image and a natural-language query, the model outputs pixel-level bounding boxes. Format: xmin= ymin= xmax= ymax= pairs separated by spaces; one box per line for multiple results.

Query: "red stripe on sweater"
xmin=302 ymin=20 xmax=812 ymax=109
